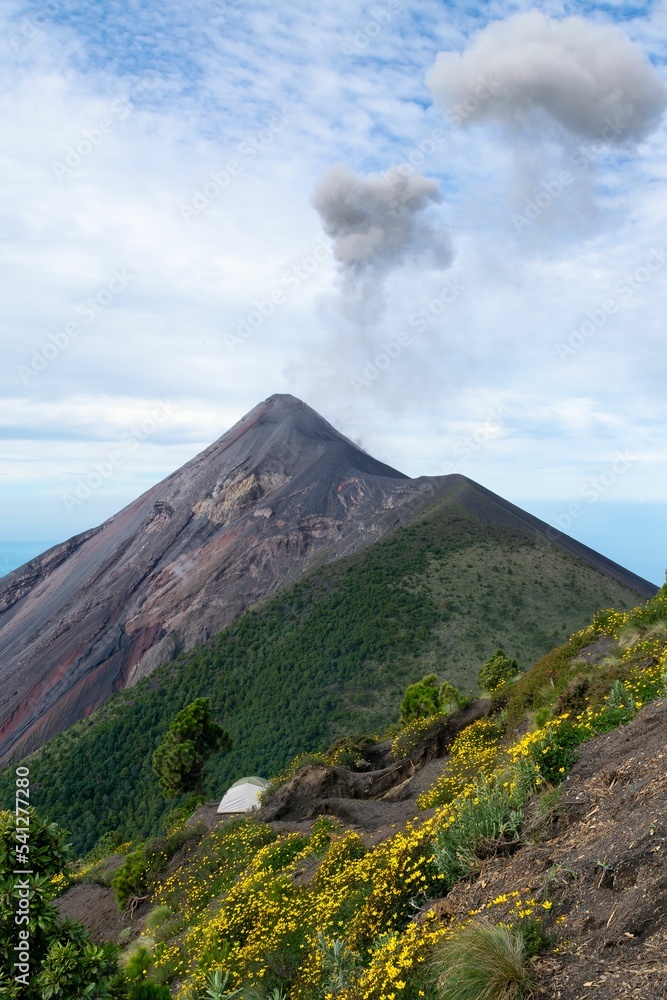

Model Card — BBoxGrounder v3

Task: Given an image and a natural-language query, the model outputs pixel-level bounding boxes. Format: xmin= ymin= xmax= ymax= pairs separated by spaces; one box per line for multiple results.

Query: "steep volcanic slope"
xmin=0 ymin=394 xmax=657 ymax=765
xmin=0 ymin=395 xmax=445 ymax=761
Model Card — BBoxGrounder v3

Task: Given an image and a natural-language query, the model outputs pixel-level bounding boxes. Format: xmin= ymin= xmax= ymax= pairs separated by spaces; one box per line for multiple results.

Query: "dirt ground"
xmin=55 ymin=883 xmax=133 ymax=944
xmin=444 ymin=699 xmax=667 ymax=999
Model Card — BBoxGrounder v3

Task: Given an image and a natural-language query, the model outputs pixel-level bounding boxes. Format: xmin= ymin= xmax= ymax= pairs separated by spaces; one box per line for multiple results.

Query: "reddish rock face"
xmin=0 ymin=394 xmax=656 ymax=764
xmin=0 ymin=395 xmax=442 ymax=762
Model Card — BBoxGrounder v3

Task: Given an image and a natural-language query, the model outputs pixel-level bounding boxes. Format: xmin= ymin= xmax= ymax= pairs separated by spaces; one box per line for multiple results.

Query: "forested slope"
xmin=0 ymin=496 xmax=648 ymax=853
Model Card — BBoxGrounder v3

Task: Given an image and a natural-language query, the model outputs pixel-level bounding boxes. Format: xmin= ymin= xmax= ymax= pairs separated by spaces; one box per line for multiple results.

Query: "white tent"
xmin=217 ymin=776 xmax=270 ymax=814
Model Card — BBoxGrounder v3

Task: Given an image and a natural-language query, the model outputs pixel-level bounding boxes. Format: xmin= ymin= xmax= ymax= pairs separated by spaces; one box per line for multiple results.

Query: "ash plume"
xmin=311 ymin=163 xmax=453 ymax=331
xmin=427 ymin=11 xmax=667 ymax=144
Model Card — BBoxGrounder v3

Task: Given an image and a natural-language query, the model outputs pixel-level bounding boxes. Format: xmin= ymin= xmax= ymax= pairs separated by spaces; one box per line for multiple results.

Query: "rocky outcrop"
xmin=257 ymin=699 xmax=490 ymax=824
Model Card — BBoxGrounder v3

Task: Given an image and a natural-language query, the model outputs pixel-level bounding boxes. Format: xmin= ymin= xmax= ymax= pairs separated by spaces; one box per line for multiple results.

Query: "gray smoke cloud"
xmin=427 ymin=11 xmax=667 ymax=144
xmin=311 ymin=163 xmax=453 ymax=329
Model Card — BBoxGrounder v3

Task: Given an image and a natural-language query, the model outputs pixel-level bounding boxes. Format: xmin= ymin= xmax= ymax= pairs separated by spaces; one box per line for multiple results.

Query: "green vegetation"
xmin=432 ymin=761 xmax=536 ymax=890
xmin=152 ymin=699 xmax=231 ymax=799
xmin=3 ymin=584 xmax=666 ymax=999
xmin=128 ymin=984 xmax=171 ymax=1000
xmin=477 ymin=648 xmax=518 ymax=693
xmin=400 ymin=674 xmax=443 ymax=723
xmin=0 ymin=499 xmax=645 ymax=853
xmin=0 ymin=809 xmax=125 ymax=998
xmin=433 ymin=922 xmax=534 ymax=1000
xmin=111 ymin=825 xmax=204 ymax=909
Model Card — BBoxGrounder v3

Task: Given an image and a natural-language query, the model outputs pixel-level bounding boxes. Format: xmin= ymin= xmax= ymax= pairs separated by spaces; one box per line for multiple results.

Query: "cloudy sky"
xmin=1 ymin=0 xmax=666 ymax=584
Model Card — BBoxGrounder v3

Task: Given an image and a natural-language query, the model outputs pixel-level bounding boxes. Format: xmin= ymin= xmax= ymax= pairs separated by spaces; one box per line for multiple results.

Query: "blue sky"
xmin=1 ymin=0 xmax=666 ymax=585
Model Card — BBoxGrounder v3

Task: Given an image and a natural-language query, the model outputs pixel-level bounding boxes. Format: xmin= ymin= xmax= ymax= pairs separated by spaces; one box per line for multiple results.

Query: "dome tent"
xmin=217 ymin=776 xmax=270 ymax=814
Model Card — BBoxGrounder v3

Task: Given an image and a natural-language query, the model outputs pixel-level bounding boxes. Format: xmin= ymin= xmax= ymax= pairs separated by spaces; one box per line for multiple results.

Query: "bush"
xmin=129 ymin=984 xmax=171 ymax=1000
xmin=400 ymin=674 xmax=442 ymax=723
xmin=124 ymin=944 xmax=152 ymax=982
xmin=391 ymin=712 xmax=451 ymax=760
xmin=514 ymin=913 xmax=553 ymax=958
xmin=478 ymin=649 xmax=518 ymax=693
xmin=504 ymin=635 xmax=589 ymax=729
xmin=112 ymin=848 xmax=157 ymax=909
xmin=112 ymin=828 xmax=202 ymax=909
xmin=163 ymin=794 xmax=206 ymax=835
xmin=554 ymin=674 xmax=590 ymax=716
xmin=83 ymin=830 xmax=124 ymax=865
xmin=439 ymin=681 xmax=464 ymax=711
xmin=433 ymin=921 xmax=534 ymax=1000
xmin=0 ymin=808 xmax=126 ymax=998
xmin=432 ymin=774 xmax=530 ymax=890
xmin=528 ymin=720 xmax=587 ymax=785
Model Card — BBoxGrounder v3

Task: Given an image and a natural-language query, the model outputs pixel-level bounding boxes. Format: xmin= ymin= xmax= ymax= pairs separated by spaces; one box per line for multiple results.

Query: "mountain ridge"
xmin=0 ymin=394 xmax=657 ymax=764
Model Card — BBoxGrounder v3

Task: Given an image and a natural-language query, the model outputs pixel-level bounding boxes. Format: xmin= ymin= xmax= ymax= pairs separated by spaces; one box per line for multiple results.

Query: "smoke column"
xmin=427 ymin=11 xmax=667 ymax=144
xmin=311 ymin=162 xmax=453 ymax=335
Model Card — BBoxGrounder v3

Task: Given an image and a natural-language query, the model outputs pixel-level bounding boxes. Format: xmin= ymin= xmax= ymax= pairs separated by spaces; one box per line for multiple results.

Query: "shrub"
xmin=400 ymin=674 xmax=442 ymax=723
xmin=83 ymin=830 xmax=124 ymax=865
xmin=504 ymin=635 xmax=590 ymax=729
xmin=478 ymin=649 xmax=518 ymax=693
xmin=0 ymin=808 xmax=125 ymax=998
xmin=554 ymin=674 xmax=590 ymax=716
xmin=514 ymin=913 xmax=553 ymax=957
xmin=112 ymin=828 xmax=202 ymax=909
xmin=528 ymin=719 xmax=587 ymax=785
xmin=433 ymin=921 xmax=534 ymax=1000
xmin=129 ymin=984 xmax=171 ymax=1000
xmin=391 ymin=712 xmax=451 ymax=760
xmin=112 ymin=848 xmax=156 ymax=909
xmin=417 ymin=719 xmax=502 ymax=809
xmin=432 ymin=774 xmax=530 ymax=890
xmin=34 ymin=936 xmax=124 ymax=999
xmin=439 ymin=681 xmax=464 ymax=711
xmin=163 ymin=794 xmax=206 ymax=835
xmin=124 ymin=944 xmax=152 ymax=982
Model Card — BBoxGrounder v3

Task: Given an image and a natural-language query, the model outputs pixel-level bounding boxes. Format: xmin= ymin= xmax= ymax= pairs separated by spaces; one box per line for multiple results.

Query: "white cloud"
xmin=0 ymin=0 xmax=665 ymax=585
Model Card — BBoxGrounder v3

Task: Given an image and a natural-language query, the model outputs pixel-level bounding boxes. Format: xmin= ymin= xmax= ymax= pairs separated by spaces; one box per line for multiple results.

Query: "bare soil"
xmin=443 ymin=699 xmax=667 ymax=999
xmin=55 ymin=883 xmax=134 ymax=945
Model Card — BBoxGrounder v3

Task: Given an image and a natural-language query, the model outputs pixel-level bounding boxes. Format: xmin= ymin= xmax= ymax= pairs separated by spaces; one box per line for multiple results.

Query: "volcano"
xmin=0 ymin=394 xmax=656 ymax=762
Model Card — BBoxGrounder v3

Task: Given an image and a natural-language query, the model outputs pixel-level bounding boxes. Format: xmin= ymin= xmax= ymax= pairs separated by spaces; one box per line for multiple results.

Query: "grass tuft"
xmin=433 ymin=921 xmax=534 ymax=1000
